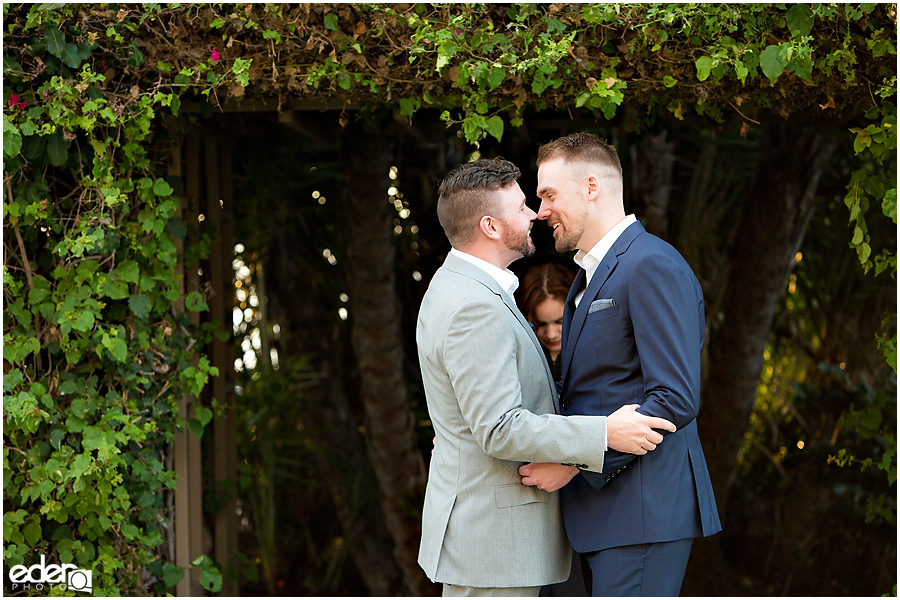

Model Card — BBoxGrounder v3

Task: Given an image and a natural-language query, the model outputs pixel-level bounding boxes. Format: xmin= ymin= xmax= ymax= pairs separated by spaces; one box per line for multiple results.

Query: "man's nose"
xmin=537 ymin=201 xmax=551 ymax=220
xmin=526 ymin=206 xmax=537 ymax=220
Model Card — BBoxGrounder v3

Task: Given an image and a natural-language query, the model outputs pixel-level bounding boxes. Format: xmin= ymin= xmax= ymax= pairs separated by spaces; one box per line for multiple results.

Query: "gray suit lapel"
xmin=443 ymin=253 xmax=558 ymax=409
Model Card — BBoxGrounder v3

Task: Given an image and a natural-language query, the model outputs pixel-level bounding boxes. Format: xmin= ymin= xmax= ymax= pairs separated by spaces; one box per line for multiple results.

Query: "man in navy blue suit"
xmin=518 ymin=133 xmax=722 ymax=596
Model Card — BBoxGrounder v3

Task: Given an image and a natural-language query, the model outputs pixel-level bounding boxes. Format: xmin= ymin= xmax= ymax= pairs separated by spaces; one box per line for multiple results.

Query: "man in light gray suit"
xmin=416 ymin=158 xmax=676 ymax=596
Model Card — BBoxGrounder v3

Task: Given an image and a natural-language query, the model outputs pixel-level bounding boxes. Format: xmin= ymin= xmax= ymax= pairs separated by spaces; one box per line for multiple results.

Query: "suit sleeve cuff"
xmin=579 ymin=468 xmax=608 ymax=491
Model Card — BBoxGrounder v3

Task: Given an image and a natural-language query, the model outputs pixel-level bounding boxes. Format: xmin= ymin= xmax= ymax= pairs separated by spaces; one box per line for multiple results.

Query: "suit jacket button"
xmin=561 ymin=401 xmax=569 ymax=409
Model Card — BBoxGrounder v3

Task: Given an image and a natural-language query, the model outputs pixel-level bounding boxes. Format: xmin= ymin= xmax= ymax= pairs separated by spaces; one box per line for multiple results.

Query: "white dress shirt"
xmin=450 ymin=248 xmax=519 ymax=299
xmin=573 ymin=214 xmax=637 ymax=307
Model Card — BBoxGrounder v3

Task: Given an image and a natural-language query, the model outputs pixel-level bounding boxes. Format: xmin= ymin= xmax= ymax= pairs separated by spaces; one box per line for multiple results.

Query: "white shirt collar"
xmin=574 ymin=214 xmax=637 ymax=286
xmin=450 ymin=247 xmax=519 ymax=298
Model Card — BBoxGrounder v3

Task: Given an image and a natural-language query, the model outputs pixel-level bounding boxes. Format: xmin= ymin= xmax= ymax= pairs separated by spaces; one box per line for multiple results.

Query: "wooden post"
xmin=167 ymin=136 xmax=182 ymax=576
xmin=205 ymin=136 xmax=239 ymax=596
xmin=172 ymin=136 xmax=190 ymax=597
xmin=175 ymin=131 xmax=206 ymax=596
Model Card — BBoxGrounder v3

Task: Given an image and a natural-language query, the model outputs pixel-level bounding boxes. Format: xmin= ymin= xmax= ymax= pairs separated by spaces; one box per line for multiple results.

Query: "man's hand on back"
xmin=519 ymin=462 xmax=579 ymax=492
xmin=607 ymin=404 xmax=676 ymax=455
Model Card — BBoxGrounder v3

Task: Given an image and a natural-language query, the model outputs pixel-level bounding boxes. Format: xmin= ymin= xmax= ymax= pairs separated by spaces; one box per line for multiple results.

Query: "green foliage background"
xmin=2 ymin=3 xmax=895 ymax=594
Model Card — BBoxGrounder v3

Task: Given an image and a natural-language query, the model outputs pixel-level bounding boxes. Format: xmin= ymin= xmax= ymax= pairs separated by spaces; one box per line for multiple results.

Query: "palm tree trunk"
xmin=700 ymin=119 xmax=835 ymax=502
xmin=266 ymin=229 xmax=405 ymax=596
xmin=341 ymin=123 xmax=436 ymax=596
xmin=630 ymin=130 xmax=675 ymax=238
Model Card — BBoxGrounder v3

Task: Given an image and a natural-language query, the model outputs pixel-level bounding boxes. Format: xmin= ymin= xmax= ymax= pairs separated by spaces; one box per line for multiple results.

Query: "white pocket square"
xmin=588 ymin=298 xmax=616 ymax=314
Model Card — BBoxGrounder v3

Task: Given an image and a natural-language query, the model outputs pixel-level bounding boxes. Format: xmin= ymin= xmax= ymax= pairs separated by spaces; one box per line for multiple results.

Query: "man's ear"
xmin=479 ymin=215 xmax=501 ymax=240
xmin=584 ymin=174 xmax=601 ymax=201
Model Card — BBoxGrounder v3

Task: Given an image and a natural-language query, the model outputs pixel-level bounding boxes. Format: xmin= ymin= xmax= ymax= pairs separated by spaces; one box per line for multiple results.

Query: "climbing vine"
xmin=3 ymin=3 xmax=244 ymax=594
xmin=2 ymin=2 xmax=895 ymax=593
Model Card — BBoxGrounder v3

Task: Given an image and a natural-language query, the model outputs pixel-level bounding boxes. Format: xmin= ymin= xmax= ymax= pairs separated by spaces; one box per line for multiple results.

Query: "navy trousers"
xmin=584 ymin=539 xmax=693 ymax=597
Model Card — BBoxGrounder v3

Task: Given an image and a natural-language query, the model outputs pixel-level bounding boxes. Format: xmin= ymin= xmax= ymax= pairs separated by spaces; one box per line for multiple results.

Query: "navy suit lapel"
xmin=560 ymin=254 xmax=618 ymax=385
xmin=560 ymin=221 xmax=646 ymax=388
xmin=561 ymin=269 xmax=584 ymax=383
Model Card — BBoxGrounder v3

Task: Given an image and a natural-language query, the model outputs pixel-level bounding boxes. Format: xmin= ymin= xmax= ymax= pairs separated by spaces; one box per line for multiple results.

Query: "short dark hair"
xmin=536 ymin=132 xmax=622 ymax=178
xmin=437 ymin=157 xmax=521 ymax=247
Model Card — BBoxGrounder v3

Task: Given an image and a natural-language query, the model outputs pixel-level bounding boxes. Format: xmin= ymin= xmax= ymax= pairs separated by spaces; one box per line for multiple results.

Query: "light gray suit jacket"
xmin=416 ymin=253 xmax=608 ymax=588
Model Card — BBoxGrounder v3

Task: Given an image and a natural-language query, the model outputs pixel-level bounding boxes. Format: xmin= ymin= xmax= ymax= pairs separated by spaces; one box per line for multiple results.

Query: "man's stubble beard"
xmin=502 ymin=222 xmax=535 ymax=258
xmin=554 ymin=206 xmax=589 ymax=253
xmin=554 ymin=224 xmax=581 ymax=253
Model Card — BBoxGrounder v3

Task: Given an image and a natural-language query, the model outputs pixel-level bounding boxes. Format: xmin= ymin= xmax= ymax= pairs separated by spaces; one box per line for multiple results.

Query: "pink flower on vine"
xmin=455 ymin=30 xmax=462 ymax=34
xmin=7 ymin=94 xmax=27 ymax=110
xmin=210 ymin=47 xmax=221 ymax=63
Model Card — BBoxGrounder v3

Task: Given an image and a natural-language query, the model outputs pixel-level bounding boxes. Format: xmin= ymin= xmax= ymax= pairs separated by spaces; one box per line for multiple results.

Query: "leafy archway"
xmin=3 ymin=3 xmax=895 ymax=595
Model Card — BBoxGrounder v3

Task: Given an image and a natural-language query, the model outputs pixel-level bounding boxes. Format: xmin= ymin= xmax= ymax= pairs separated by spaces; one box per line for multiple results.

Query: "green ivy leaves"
xmin=757 ymin=41 xmax=814 ymax=83
xmin=695 ymin=56 xmax=714 ymax=82
xmin=192 ymin=554 xmax=224 ymax=592
xmin=4 ymin=114 xmax=23 ymax=157
xmin=99 ymin=331 xmax=127 ymax=362
xmin=128 ymin=294 xmax=152 ymax=319
xmin=455 ymin=113 xmax=505 ymax=144
xmin=45 ymin=29 xmax=93 ymax=69
xmin=694 ymin=33 xmax=814 ymax=87
xmin=786 ymin=4 xmax=815 ymax=38
xmin=399 ymin=3 xmax=891 ymax=144
xmin=3 ymin=7 xmax=224 ymax=594
xmin=758 ymin=45 xmax=785 ymax=82
xmin=4 ymin=383 xmax=50 ymax=434
xmin=846 ymin=112 xmax=898 ymax=276
xmin=843 ymin=104 xmax=897 ymax=378
xmin=403 ymin=7 xmax=586 ymax=144
xmin=574 ymin=73 xmax=626 ymax=120
xmin=232 ymin=57 xmax=252 ymax=87
xmin=45 ymin=131 xmax=68 ymax=166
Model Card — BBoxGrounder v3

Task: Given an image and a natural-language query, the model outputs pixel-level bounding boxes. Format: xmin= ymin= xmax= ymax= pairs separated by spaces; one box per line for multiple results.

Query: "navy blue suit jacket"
xmin=559 ymin=221 xmax=722 ymax=553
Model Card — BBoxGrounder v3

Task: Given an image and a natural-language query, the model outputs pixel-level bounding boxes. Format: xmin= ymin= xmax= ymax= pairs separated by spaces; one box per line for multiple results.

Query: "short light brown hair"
xmin=536 ymin=132 xmax=622 ymax=179
xmin=437 ymin=157 xmax=521 ymax=247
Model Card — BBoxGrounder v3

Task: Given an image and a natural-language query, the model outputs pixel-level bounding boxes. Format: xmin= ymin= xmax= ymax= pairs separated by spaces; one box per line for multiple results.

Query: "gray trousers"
xmin=443 ymin=583 xmax=542 ymax=597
